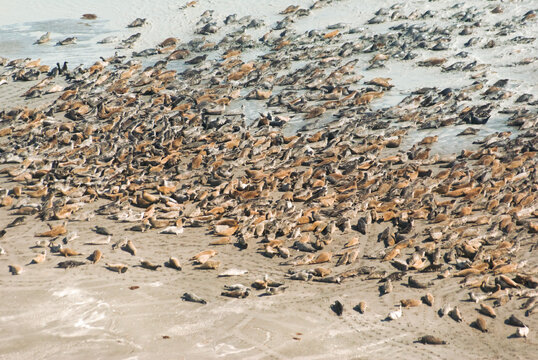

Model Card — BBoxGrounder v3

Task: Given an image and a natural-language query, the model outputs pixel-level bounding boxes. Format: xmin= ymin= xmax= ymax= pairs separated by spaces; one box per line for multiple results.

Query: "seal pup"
xmin=8 ymin=264 xmax=23 ymax=275
xmin=417 ymin=335 xmax=447 ymax=345
xmin=515 ymin=326 xmax=529 ymax=338
xmin=386 ymin=305 xmax=402 ymax=320
xmin=181 ymin=292 xmax=206 ymax=304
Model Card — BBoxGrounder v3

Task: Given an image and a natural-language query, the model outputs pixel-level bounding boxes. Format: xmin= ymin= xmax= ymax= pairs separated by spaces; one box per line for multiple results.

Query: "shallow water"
xmin=0 ymin=0 xmax=536 ymax=154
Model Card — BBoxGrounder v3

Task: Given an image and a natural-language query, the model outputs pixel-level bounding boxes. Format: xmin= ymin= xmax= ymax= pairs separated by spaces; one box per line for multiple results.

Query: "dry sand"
xmin=0 ymin=186 xmax=536 ymax=359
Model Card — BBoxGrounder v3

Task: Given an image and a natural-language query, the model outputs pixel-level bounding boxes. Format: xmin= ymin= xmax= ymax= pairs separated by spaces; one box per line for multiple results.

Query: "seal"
xmin=190 ymin=250 xmax=217 ymax=263
xmin=221 ymin=288 xmax=249 ymax=298
xmin=449 ymin=306 xmax=463 ymax=322
xmin=141 ymin=260 xmax=161 ymax=270
xmin=36 ymin=221 xmax=67 ymax=237
xmin=417 ymin=335 xmax=447 ymax=345
xmin=401 ymin=299 xmax=421 ymax=308
xmin=127 ymin=18 xmax=147 ymax=28
xmin=475 ymin=317 xmax=488 ymax=332
xmin=8 ymin=264 xmax=23 ymax=275
xmin=105 ymin=263 xmax=128 ymax=273
xmin=30 ymin=250 xmax=47 ymax=264
xmin=196 ymin=260 xmax=220 ymax=270
xmin=94 ymin=226 xmax=113 ymax=236
xmin=506 ymin=314 xmax=526 ymax=327
xmin=56 ymin=37 xmax=77 ymax=46
xmin=57 ymin=260 xmax=85 ymax=268
xmin=59 ymin=246 xmax=81 ymax=257
xmin=380 ymin=278 xmax=393 ymax=295
xmin=81 ymin=14 xmax=97 ymax=20
xmin=181 ymin=292 xmax=206 ymax=304
xmin=386 ymin=305 xmax=402 ymax=321
xmin=479 ymin=303 xmax=496 ymax=318
xmin=89 ymin=249 xmax=102 ymax=264
xmin=515 ymin=326 xmax=529 ymax=338
xmin=166 ymin=257 xmax=182 ymax=270
xmin=422 ymin=293 xmax=434 ymax=306
xmin=408 ymin=276 xmax=429 ymax=289
xmin=310 ymin=251 xmax=332 ymax=264
xmin=331 ymin=300 xmax=344 ymax=316
xmin=123 ymin=240 xmax=137 ymax=256
xmin=265 ymin=286 xmax=287 ymax=295
xmin=85 ymin=236 xmax=110 ymax=246
xmin=34 ymin=32 xmax=51 ymax=45
xmin=7 ymin=216 xmax=25 ymax=228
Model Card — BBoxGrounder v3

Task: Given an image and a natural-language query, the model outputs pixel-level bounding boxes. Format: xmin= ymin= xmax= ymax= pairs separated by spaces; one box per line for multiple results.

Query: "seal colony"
xmin=0 ymin=0 xmax=537 ymax=358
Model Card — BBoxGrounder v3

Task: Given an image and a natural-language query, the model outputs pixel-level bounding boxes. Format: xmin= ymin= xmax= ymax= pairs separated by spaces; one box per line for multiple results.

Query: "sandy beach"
xmin=1 ymin=1 xmax=537 ymax=359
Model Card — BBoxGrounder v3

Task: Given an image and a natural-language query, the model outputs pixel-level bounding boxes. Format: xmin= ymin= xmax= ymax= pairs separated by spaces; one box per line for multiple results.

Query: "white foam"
xmin=214 ymin=343 xmax=255 ymax=357
xmin=43 ymin=287 xmax=112 ymax=338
